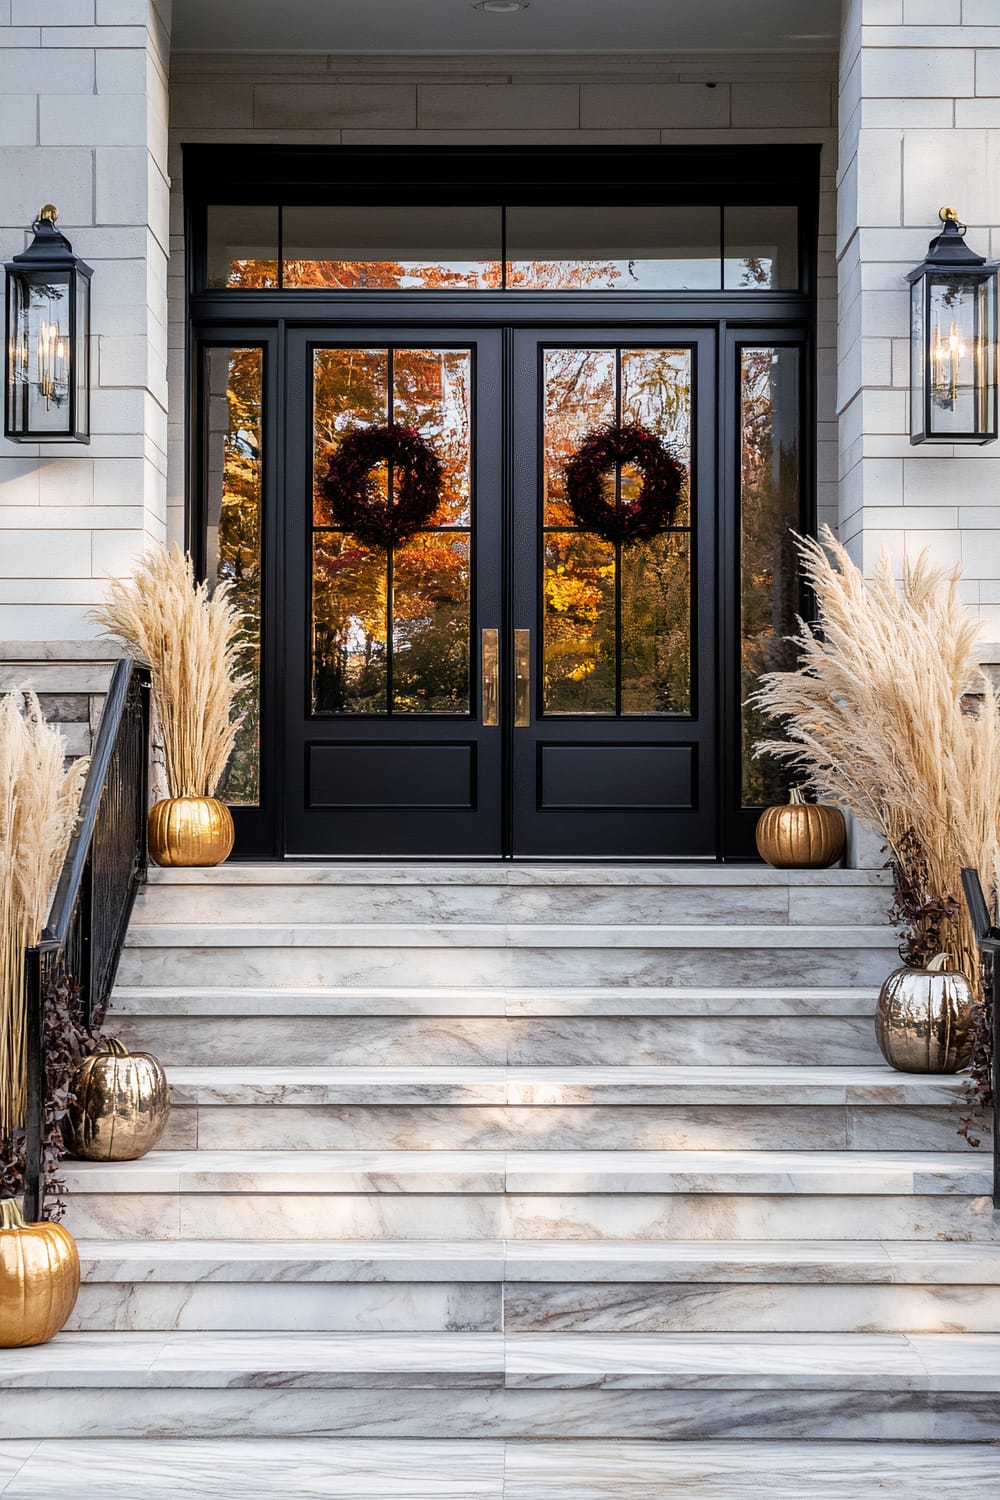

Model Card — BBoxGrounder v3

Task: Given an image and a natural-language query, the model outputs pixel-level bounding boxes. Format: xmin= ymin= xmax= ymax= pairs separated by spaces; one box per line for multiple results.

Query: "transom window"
xmin=205 ymin=202 xmax=799 ymax=293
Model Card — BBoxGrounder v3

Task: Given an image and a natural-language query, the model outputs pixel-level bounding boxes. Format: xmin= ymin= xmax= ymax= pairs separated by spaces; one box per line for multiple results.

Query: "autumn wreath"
xmin=563 ymin=422 xmax=685 ymax=545
xmin=319 ymin=424 xmax=443 ymax=549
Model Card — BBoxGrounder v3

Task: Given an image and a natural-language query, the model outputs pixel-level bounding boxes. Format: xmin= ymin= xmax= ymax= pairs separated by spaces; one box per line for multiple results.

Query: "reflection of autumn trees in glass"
xmin=211 ymin=347 xmax=263 ymax=804
xmin=543 ymin=348 xmax=692 ymax=715
xmin=740 ymin=347 xmax=800 ymax=807
xmin=312 ymin=347 xmax=472 ymax=714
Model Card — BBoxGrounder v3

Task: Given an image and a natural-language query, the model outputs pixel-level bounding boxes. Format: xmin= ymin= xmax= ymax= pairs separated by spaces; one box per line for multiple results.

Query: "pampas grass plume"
xmin=750 ymin=525 xmax=1000 ymax=981
xmin=90 ymin=544 xmax=247 ymax=800
xmin=0 ymin=693 xmax=88 ymax=1136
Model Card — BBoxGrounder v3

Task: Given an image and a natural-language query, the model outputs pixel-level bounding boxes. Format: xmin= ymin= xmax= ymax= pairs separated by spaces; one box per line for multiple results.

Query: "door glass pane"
xmin=204 ymin=346 xmax=264 ymax=805
xmin=724 ymin=206 xmax=799 ymax=290
xmin=543 ymin=349 xmax=616 ymax=526
xmin=283 ymin=205 xmax=502 ymax=290
xmin=543 ymin=531 xmax=616 ymax=714
xmin=311 ymin=346 xmax=473 ymax=715
xmin=740 ymin=346 xmax=800 ymax=806
xmin=507 ymin=205 xmax=721 ymax=290
xmin=542 ymin=346 xmax=693 ymax=717
xmin=206 ymin=206 xmax=279 ymax=289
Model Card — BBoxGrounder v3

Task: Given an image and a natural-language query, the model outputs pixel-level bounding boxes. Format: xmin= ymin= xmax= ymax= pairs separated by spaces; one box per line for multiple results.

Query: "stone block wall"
xmin=0 ymin=0 xmax=171 ymax=671
xmin=838 ymin=0 xmax=1000 ymax=659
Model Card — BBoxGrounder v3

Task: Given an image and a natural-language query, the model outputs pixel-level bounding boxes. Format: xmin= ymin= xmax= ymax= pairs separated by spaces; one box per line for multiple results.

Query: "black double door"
xmin=283 ymin=324 xmax=718 ymax=858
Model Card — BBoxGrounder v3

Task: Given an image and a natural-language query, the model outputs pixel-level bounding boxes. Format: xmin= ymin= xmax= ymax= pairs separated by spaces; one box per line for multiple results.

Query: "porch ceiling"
xmin=169 ymin=0 xmax=840 ymax=55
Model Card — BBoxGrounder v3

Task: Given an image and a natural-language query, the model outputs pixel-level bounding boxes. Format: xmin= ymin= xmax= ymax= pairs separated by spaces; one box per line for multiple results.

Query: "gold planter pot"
xmin=148 ymin=795 xmax=234 ymax=867
xmin=66 ymin=1038 xmax=171 ymax=1161
xmin=875 ymin=953 xmax=974 ymax=1073
xmin=0 ymin=1200 xmax=80 ymax=1348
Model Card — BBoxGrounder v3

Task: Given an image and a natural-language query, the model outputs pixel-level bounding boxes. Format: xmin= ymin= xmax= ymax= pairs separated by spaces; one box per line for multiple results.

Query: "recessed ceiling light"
xmin=474 ymin=2 xmax=530 ymax=13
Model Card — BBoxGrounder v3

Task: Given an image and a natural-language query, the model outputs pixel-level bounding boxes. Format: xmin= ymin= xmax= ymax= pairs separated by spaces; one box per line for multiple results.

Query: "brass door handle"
xmin=481 ymin=628 xmax=499 ymax=726
xmin=514 ymin=628 xmax=531 ymax=727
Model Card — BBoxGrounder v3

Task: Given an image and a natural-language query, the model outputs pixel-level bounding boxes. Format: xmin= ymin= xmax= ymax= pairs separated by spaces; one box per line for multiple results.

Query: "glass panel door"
xmin=282 ymin=329 xmax=503 ymax=857
xmin=511 ymin=328 xmax=718 ymax=857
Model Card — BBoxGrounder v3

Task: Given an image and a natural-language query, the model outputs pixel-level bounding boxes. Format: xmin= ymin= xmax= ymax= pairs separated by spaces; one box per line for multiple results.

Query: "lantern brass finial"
xmin=38 ymin=204 xmax=58 ymax=222
xmin=939 ymin=205 xmax=960 ymax=223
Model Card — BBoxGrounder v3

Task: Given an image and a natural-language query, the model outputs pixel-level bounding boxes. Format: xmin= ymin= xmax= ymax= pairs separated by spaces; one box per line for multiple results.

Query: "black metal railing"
xmin=960 ymin=867 xmax=1000 ymax=1209
xmin=22 ymin=659 xmax=151 ymax=1220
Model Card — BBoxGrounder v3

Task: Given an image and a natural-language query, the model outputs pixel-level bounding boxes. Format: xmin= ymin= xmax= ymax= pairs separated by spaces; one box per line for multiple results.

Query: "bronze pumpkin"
xmin=148 ymin=795 xmax=234 ymax=867
xmin=755 ymin=786 xmax=846 ymax=869
xmin=875 ymin=952 xmax=974 ymax=1073
xmin=66 ymin=1038 xmax=171 ymax=1161
xmin=0 ymin=1199 xmax=80 ymax=1347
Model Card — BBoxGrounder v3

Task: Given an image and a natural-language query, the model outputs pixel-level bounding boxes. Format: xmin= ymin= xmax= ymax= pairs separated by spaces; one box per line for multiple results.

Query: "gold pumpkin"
xmin=0 ymin=1199 xmax=80 ymax=1347
xmin=66 ymin=1038 xmax=171 ymax=1161
xmin=148 ymin=795 xmax=234 ymax=867
xmin=876 ymin=952 xmax=974 ymax=1073
xmin=755 ymin=786 xmax=846 ymax=869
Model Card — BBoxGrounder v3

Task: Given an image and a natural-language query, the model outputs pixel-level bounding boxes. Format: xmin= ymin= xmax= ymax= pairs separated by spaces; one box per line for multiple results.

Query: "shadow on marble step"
xmin=3 ymin=1331 xmax=1000 ymax=1442
xmin=114 ymin=1014 xmax=886 ymax=1070
xmin=1 ymin=1437 xmax=996 ymax=1500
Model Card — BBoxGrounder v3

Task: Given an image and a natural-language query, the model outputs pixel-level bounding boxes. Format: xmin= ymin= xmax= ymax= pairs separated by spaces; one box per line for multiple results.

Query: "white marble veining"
xmin=34 ymin=862 xmax=1000 ymax=1446
xmin=502 ymin=1440 xmax=1000 ymax=1497
xmin=165 ymin=1064 xmax=967 ymax=1108
xmin=3 ymin=1438 xmax=998 ymax=1499
xmin=113 ymin=984 xmax=878 ymax=1017
xmin=0 ymin=1438 xmax=506 ymax=1498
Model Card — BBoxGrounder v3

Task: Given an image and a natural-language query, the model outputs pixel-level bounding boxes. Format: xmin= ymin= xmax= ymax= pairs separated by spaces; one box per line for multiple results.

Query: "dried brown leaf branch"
xmin=90 ymin=543 xmax=247 ymax=799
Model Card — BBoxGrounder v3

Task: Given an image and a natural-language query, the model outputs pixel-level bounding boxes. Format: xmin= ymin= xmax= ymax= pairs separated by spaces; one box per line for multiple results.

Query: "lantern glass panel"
xmin=926 ymin=273 xmax=993 ymax=437
xmin=10 ymin=270 xmax=73 ymax=435
xmin=910 ymin=275 xmax=925 ymax=439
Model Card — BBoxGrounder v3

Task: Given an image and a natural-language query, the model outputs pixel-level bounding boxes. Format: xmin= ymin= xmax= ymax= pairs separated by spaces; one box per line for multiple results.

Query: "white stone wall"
xmin=0 ymin=0 xmax=171 ymax=650
xmin=838 ymin=0 xmax=1000 ymax=646
xmin=165 ymin=50 xmax=839 ymax=544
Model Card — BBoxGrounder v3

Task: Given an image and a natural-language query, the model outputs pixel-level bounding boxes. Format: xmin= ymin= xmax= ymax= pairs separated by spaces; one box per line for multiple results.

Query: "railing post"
xmin=23 ymin=946 xmax=44 ymax=1223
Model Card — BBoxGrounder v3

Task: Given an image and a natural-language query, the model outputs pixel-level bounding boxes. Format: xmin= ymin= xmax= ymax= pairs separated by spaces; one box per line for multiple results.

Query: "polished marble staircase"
xmin=5 ymin=865 xmax=1000 ymax=1488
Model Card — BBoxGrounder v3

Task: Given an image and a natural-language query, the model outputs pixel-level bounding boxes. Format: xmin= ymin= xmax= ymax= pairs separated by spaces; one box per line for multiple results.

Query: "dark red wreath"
xmin=564 ymin=422 xmax=685 ymax=545
xmin=319 ymin=424 xmax=443 ymax=549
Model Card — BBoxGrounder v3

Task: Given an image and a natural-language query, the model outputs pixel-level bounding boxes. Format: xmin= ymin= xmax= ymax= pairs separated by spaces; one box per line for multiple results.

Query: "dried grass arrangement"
xmin=750 ymin=525 xmax=1000 ymax=983
xmin=90 ymin=544 xmax=246 ymax=799
xmin=0 ymin=693 xmax=88 ymax=1140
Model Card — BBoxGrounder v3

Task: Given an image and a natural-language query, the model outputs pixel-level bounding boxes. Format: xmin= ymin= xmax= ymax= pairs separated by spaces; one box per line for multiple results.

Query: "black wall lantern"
xmin=908 ymin=207 xmax=998 ymax=446
xmin=5 ymin=205 xmax=92 ymax=444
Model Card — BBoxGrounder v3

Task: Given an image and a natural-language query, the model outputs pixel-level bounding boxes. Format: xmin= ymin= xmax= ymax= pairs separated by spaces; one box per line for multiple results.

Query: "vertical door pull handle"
xmin=514 ymin=628 xmax=531 ymax=727
xmin=481 ymin=628 xmax=499 ymax=727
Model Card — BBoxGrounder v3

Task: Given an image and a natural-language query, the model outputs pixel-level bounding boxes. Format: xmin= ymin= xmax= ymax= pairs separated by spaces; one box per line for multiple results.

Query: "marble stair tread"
xmin=0 ymin=1437 xmax=997 ymax=1500
xmin=164 ymin=1064 xmax=969 ymax=1107
xmin=76 ymin=1238 xmax=1000 ymax=1285
xmin=145 ymin=864 xmax=891 ymax=887
xmin=4 ymin=1330 xmax=999 ymax=1393
xmin=110 ymin=985 xmax=879 ymax=1017
xmin=59 ymin=1148 xmax=993 ymax=1195
xmin=123 ymin=921 xmax=897 ymax=948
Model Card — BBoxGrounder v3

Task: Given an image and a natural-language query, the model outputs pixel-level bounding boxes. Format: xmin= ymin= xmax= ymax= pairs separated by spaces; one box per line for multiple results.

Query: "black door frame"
xmin=186 ymin=144 xmax=818 ymax=860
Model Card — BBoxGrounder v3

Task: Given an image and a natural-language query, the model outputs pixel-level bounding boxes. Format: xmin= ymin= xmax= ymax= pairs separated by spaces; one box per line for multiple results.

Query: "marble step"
xmin=2 ymin=1437 xmax=999 ymax=1499
xmin=70 ymin=1239 xmax=1000 ymax=1334
xmin=3 ymin=1330 xmax=999 ymax=1440
xmin=117 ymin=922 xmax=900 ymax=988
xmin=111 ymin=985 xmax=884 ymax=1068
xmin=135 ymin=864 xmax=893 ymax=928
xmin=59 ymin=1149 xmax=997 ymax=1243
xmin=154 ymin=1066 xmax=985 ymax=1153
